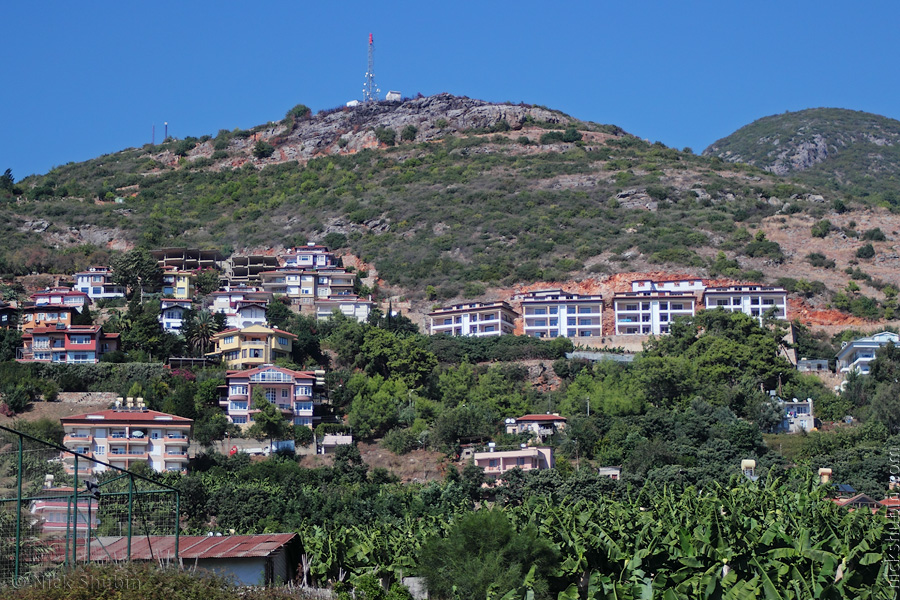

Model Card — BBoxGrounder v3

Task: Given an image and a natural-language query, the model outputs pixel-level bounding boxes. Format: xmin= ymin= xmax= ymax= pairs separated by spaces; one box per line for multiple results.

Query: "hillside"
xmin=703 ymin=108 xmax=900 ymax=204
xmin=4 ymin=95 xmax=900 ymax=318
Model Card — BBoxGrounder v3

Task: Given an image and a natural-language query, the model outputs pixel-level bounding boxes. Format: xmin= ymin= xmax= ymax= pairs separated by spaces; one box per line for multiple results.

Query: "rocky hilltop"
xmin=703 ymin=108 xmax=900 ymax=201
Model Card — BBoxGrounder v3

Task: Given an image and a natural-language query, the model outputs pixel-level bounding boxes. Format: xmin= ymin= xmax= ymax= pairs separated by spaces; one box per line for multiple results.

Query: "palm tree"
xmin=188 ymin=310 xmax=216 ymax=357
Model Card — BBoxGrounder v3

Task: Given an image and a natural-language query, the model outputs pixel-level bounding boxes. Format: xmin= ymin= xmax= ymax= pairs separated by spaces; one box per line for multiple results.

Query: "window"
xmin=483 ymin=325 xmax=495 ymax=332
xmin=92 ymin=287 xmax=102 ymax=295
xmin=578 ymin=306 xmax=593 ymax=313
xmin=567 ymin=317 xmax=576 ymax=326
xmin=533 ymin=319 xmax=546 ymax=327
xmin=578 ymin=318 xmax=592 ymax=325
xmin=672 ymin=303 xmax=683 ymax=310
xmin=232 ymin=416 xmax=248 ymax=424
xmin=580 ymin=330 xmax=592 ymax=337
xmin=223 ymin=336 xmax=235 ymax=344
xmin=625 ymin=304 xmax=638 ymax=311
xmin=230 ymin=401 xmax=248 ymax=411
xmin=443 ymin=318 xmax=452 ymax=325
xmin=94 ymin=445 xmax=105 ymax=455
xmin=642 ymin=303 xmax=650 ymax=310
xmin=282 ymin=388 xmax=289 ymax=398
xmin=567 ymin=329 xmax=576 ymax=337
xmin=278 ymin=336 xmax=289 ymax=345
xmin=549 ymin=307 xmax=558 ymax=314
xmin=295 ymin=385 xmax=312 ymax=397
xmin=549 ymin=318 xmax=557 ymax=326
xmin=265 ymin=388 xmax=276 ymax=402
xmin=533 ymin=308 xmax=547 ymax=315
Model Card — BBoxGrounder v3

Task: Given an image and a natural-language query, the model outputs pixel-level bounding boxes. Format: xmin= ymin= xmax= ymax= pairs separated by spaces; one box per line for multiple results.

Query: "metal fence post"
xmin=14 ymin=436 xmax=22 ymax=584
xmin=127 ymin=475 xmax=134 ymax=561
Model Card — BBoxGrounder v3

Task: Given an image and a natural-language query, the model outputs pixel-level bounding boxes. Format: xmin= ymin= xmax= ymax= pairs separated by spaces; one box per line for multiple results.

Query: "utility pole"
xmin=362 ymin=33 xmax=380 ymax=102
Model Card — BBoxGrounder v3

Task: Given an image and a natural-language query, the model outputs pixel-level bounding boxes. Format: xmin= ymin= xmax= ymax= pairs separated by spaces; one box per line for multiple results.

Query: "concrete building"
xmin=151 ymin=247 xmax=224 ymax=272
xmin=221 ymin=365 xmax=316 ymax=428
xmin=161 ymin=267 xmax=196 ymax=300
xmin=836 ymin=331 xmax=900 ymax=375
xmin=505 ymin=414 xmax=567 ymax=441
xmin=20 ymin=305 xmax=76 ymax=333
xmin=518 ymin=289 xmax=603 ymax=339
xmin=74 ymin=267 xmax=126 ymax=300
xmin=280 ymin=243 xmax=337 ymax=270
xmin=428 ymin=301 xmax=518 ymax=337
xmin=224 ymin=254 xmax=279 ymax=287
xmin=472 ymin=446 xmax=554 ymax=478
xmin=314 ymin=295 xmax=373 ymax=323
xmin=703 ymin=285 xmax=788 ymax=324
xmin=159 ymin=298 xmax=193 ymax=332
xmin=207 ymin=325 xmax=297 ymax=370
xmin=775 ymin=396 xmax=815 ymax=433
xmin=613 ymin=291 xmax=697 ymax=335
xmin=60 ymin=402 xmax=192 ymax=474
xmin=30 ymin=288 xmax=90 ymax=313
xmin=18 ymin=325 xmax=119 ymax=363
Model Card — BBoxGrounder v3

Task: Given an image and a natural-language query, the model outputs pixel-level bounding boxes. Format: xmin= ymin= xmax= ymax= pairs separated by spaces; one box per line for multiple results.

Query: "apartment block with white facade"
xmin=836 ymin=331 xmax=900 ymax=375
xmin=314 ymin=295 xmax=373 ymax=323
xmin=74 ymin=267 xmax=126 ymax=300
xmin=280 ymin=243 xmax=337 ymax=270
xmin=428 ymin=301 xmax=518 ymax=337
xmin=613 ymin=291 xmax=697 ymax=335
xmin=159 ymin=298 xmax=193 ymax=333
xmin=31 ymin=288 xmax=90 ymax=313
xmin=208 ymin=287 xmax=273 ymax=328
xmin=518 ymin=289 xmax=603 ymax=339
xmin=60 ymin=402 xmax=192 ymax=474
xmin=221 ymin=365 xmax=317 ymax=428
xmin=703 ymin=285 xmax=788 ymax=323
xmin=259 ymin=268 xmax=356 ymax=305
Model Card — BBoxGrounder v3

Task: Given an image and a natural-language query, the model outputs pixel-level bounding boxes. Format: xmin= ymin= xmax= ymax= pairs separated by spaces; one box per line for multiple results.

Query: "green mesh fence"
xmin=0 ymin=424 xmax=180 ymax=588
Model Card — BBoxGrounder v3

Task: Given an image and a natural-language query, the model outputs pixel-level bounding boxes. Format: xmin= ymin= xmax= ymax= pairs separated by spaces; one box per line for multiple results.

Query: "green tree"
xmin=246 ymin=388 xmax=290 ymax=444
xmin=0 ymin=329 xmax=22 ymax=362
xmin=400 ymin=125 xmax=418 ymax=141
xmin=856 ymin=243 xmax=876 ymax=259
xmin=111 ymin=248 xmax=162 ymax=298
xmin=187 ymin=310 xmax=218 ymax=356
xmin=0 ymin=169 xmax=13 ymax=192
xmin=252 ymin=141 xmax=275 ymax=159
xmin=375 ymin=127 xmax=396 ymax=146
xmin=195 ymin=268 xmax=221 ymax=295
xmin=418 ymin=510 xmax=559 ymax=600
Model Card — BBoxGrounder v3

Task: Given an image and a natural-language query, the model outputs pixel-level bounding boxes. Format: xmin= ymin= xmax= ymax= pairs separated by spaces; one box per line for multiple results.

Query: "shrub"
xmin=862 ymin=227 xmax=886 ymax=241
xmin=375 ymin=127 xmax=396 ymax=146
xmin=856 ymin=243 xmax=876 ymax=259
xmin=811 ymin=219 xmax=832 ymax=238
xmin=400 ymin=125 xmax=418 ymax=141
xmin=285 ymin=103 xmax=311 ymax=120
xmin=382 ymin=427 xmax=418 ymax=455
xmin=806 ymin=252 xmax=836 ymax=269
xmin=252 ymin=141 xmax=275 ymax=159
xmin=211 ymin=150 xmax=228 ymax=160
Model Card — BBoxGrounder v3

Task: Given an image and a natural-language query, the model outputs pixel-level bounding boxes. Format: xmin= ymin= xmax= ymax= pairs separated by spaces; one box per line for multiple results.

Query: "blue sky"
xmin=3 ymin=1 xmax=898 ymax=179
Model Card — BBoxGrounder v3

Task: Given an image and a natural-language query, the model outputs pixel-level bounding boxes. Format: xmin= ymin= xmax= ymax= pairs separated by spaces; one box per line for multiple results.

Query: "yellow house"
xmin=161 ymin=267 xmax=196 ymax=300
xmin=207 ymin=324 xmax=297 ymax=370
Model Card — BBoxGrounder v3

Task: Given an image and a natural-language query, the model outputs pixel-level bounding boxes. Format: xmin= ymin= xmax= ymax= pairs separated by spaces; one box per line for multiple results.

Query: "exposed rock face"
xmin=187 ymin=93 xmax=573 ymax=167
xmin=767 ymin=134 xmax=829 ymax=175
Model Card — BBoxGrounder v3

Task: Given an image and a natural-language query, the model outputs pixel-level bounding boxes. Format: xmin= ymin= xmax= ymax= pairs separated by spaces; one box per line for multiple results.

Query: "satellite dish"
xmin=132 ymin=430 xmax=144 ymax=438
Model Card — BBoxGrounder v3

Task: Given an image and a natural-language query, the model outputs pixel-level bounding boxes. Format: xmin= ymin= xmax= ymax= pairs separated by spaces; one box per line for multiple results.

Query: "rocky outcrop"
xmin=188 ymin=93 xmax=574 ymax=167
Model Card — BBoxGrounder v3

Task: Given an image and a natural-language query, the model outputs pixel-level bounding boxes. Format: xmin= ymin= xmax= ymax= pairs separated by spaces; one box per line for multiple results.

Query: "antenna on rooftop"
xmin=362 ymin=33 xmax=380 ymax=102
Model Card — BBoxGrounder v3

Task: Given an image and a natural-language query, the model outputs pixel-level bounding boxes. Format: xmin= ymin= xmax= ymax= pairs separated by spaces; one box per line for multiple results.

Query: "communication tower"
xmin=362 ymin=33 xmax=380 ymax=102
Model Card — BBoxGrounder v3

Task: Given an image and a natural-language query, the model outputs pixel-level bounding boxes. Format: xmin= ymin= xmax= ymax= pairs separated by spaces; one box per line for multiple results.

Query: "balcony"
xmin=63 ymin=434 xmax=93 ymax=445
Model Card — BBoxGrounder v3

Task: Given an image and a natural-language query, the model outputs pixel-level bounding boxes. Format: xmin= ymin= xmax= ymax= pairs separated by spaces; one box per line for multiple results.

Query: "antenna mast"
xmin=363 ymin=33 xmax=380 ymax=102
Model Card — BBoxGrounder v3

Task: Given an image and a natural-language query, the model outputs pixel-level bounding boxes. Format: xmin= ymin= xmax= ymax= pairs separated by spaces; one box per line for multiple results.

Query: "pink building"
xmin=222 ymin=365 xmax=317 ymax=428
xmin=472 ymin=447 xmax=554 ymax=478
xmin=29 ymin=487 xmax=100 ymax=537
xmin=18 ymin=325 xmax=120 ymax=363
xmin=30 ymin=288 xmax=91 ymax=312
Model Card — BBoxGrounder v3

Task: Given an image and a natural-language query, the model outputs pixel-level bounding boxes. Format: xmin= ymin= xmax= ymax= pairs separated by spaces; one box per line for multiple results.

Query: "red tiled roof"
xmin=516 ymin=414 xmax=567 ymax=422
xmin=60 ymin=409 xmax=193 ymax=425
xmin=226 ymin=365 xmax=315 ymax=379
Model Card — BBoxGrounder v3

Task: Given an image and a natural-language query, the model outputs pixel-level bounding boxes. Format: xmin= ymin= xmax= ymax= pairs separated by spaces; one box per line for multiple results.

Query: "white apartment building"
xmin=703 ymin=285 xmax=788 ymax=323
xmin=314 ymin=295 xmax=373 ymax=323
xmin=613 ymin=292 xmax=696 ymax=335
xmin=74 ymin=267 xmax=126 ymax=300
xmin=518 ymin=289 xmax=603 ymax=338
xmin=280 ymin=243 xmax=337 ymax=270
xmin=428 ymin=301 xmax=518 ymax=337
xmin=159 ymin=298 xmax=192 ymax=332
xmin=836 ymin=331 xmax=900 ymax=375
xmin=60 ymin=402 xmax=192 ymax=474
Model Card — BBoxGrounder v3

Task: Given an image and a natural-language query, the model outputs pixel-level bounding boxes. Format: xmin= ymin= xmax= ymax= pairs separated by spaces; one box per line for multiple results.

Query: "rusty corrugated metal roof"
xmin=88 ymin=534 xmax=297 ymax=561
